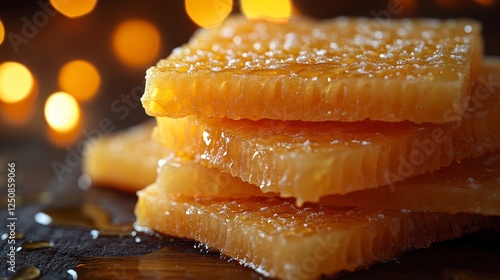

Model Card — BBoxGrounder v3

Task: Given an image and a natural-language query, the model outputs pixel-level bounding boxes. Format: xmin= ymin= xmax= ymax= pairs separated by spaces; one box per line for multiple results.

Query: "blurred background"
xmin=0 ymin=0 xmax=499 ymax=185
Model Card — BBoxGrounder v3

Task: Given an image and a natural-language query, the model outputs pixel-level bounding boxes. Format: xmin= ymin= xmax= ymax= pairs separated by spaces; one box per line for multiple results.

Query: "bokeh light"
xmin=58 ymin=60 xmax=100 ymax=101
xmin=185 ymin=0 xmax=232 ymax=28
xmin=112 ymin=19 xmax=161 ymax=68
xmin=44 ymin=91 xmax=81 ymax=133
xmin=50 ymin=0 xmax=98 ymax=18
xmin=398 ymin=0 xmax=418 ymax=16
xmin=0 ymin=62 xmax=35 ymax=104
xmin=0 ymin=79 xmax=37 ymax=126
xmin=241 ymin=0 xmax=292 ymax=21
xmin=0 ymin=19 xmax=5 ymax=45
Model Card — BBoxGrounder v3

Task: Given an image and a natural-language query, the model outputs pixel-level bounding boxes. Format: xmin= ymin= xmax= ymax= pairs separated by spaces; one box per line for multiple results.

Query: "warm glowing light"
xmin=241 ymin=0 xmax=292 ymax=21
xmin=185 ymin=0 xmax=232 ymax=28
xmin=50 ymin=0 xmax=97 ymax=18
xmin=59 ymin=60 xmax=100 ymax=101
xmin=0 ymin=62 xmax=34 ymax=104
xmin=398 ymin=0 xmax=418 ymax=16
xmin=44 ymin=92 xmax=81 ymax=133
xmin=474 ymin=0 xmax=496 ymax=6
xmin=112 ymin=19 xmax=161 ymax=68
xmin=0 ymin=19 xmax=5 ymax=45
xmin=1 ymin=100 xmax=35 ymax=126
xmin=0 ymin=79 xmax=37 ymax=126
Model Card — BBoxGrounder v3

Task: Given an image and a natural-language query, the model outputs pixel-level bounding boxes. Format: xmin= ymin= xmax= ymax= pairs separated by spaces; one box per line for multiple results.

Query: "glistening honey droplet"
xmin=67 ymin=269 xmax=77 ymax=280
xmin=19 ymin=241 xmax=53 ymax=251
xmin=12 ymin=266 xmax=41 ymax=280
xmin=1 ymin=232 xmax=24 ymax=240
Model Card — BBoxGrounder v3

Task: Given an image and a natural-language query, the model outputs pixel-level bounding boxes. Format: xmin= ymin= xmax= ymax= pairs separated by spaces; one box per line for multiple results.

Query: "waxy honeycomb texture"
xmin=319 ymin=152 xmax=500 ymax=215
xmin=143 ymin=17 xmax=482 ymax=123
xmin=152 ymin=151 xmax=500 ymax=216
xmin=153 ymin=58 xmax=500 ymax=204
xmin=135 ymin=186 xmax=498 ymax=279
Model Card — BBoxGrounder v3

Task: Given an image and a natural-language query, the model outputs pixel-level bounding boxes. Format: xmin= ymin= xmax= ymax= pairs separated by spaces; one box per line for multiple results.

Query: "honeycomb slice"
xmin=154 ymin=152 xmax=500 ymax=215
xmin=142 ymin=16 xmax=483 ymax=123
xmin=153 ymin=59 xmax=500 ymax=204
xmin=135 ymin=186 xmax=498 ymax=280
xmin=319 ymin=153 xmax=500 ymax=215
xmin=83 ymin=121 xmax=169 ymax=192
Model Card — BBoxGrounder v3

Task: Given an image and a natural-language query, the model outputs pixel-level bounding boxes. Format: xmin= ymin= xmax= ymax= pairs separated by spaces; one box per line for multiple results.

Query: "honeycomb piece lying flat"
xmin=154 ymin=152 xmax=500 ymax=215
xmin=83 ymin=121 xmax=169 ymax=192
xmin=135 ymin=186 xmax=498 ymax=280
xmin=153 ymin=58 xmax=500 ymax=205
xmin=143 ymin=16 xmax=482 ymax=123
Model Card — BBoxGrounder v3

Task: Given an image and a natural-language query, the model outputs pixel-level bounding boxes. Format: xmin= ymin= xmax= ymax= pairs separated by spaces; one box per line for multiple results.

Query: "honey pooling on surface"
xmin=20 ymin=241 xmax=53 ymax=250
xmin=142 ymin=16 xmax=482 ymax=123
xmin=11 ymin=266 xmax=41 ymax=280
xmin=153 ymin=59 xmax=500 ymax=205
xmin=135 ymin=186 xmax=499 ymax=280
xmin=152 ymin=151 xmax=500 ymax=216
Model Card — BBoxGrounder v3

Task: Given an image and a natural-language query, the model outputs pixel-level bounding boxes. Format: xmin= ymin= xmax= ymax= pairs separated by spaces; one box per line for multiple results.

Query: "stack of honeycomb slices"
xmin=86 ymin=16 xmax=500 ymax=279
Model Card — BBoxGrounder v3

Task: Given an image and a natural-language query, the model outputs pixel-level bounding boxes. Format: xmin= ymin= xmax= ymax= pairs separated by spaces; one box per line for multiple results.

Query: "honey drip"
xmin=19 ymin=241 xmax=53 ymax=251
xmin=11 ymin=266 xmax=41 ymax=280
